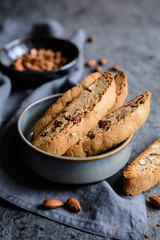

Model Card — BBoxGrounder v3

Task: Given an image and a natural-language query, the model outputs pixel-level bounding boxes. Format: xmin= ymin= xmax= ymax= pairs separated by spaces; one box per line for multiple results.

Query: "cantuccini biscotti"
xmin=123 ymin=139 xmax=160 ymax=195
xmin=33 ymin=71 xmax=128 ymax=140
xmin=32 ymin=72 xmax=116 ymax=155
xmin=33 ymin=72 xmax=101 ymax=140
xmin=64 ymin=91 xmax=151 ymax=157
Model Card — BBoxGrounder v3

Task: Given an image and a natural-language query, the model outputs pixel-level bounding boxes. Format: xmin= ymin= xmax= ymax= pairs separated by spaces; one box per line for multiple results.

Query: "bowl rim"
xmin=17 ymin=93 xmax=133 ymax=162
xmin=0 ymin=35 xmax=79 ymax=73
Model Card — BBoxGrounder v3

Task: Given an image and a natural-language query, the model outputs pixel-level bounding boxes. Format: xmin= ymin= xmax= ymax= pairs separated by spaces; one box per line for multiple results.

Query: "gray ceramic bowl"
xmin=17 ymin=94 xmax=133 ymax=184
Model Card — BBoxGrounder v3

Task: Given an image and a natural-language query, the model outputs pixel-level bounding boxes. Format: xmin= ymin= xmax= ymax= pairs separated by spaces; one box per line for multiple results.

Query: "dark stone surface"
xmin=0 ymin=0 xmax=160 ymax=239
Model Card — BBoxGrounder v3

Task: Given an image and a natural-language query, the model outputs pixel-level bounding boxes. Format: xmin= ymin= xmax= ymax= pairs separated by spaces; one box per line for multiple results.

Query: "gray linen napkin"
xmin=0 ymin=20 xmax=147 ymax=240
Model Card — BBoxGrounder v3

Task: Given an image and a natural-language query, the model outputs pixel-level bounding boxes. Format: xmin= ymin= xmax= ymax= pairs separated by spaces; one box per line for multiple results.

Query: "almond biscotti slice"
xmin=32 ymin=72 xmax=116 ymax=155
xmin=33 ymin=72 xmax=101 ymax=140
xmin=64 ymin=91 xmax=151 ymax=157
xmin=123 ymin=139 xmax=160 ymax=195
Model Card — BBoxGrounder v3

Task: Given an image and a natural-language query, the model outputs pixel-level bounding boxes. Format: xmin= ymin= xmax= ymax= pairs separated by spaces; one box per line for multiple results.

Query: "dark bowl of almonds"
xmin=0 ymin=36 xmax=79 ymax=86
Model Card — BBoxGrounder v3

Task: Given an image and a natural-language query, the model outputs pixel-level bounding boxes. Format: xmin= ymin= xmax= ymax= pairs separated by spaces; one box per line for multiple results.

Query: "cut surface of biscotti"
xmin=123 ymin=139 xmax=160 ymax=195
xmin=33 ymin=72 xmax=101 ymax=140
xmin=64 ymin=91 xmax=151 ymax=157
xmin=32 ymin=72 xmax=116 ymax=155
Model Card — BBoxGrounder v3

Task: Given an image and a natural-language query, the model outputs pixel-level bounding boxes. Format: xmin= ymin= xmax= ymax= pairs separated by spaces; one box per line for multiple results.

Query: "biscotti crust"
xmin=123 ymin=139 xmax=160 ymax=195
xmin=32 ymin=72 xmax=116 ymax=155
xmin=33 ymin=72 xmax=101 ymax=139
xmin=64 ymin=91 xmax=151 ymax=157
xmin=110 ymin=71 xmax=128 ymax=112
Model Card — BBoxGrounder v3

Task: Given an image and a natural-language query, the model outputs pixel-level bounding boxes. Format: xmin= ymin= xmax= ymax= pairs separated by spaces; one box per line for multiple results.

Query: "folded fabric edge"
xmin=0 ymin=187 xmax=146 ymax=240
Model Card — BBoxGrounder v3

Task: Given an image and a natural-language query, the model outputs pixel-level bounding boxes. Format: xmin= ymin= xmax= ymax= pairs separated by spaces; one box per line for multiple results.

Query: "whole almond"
xmin=149 ymin=196 xmax=160 ymax=208
xmin=44 ymin=199 xmax=64 ymax=209
xmin=95 ymin=66 xmax=102 ymax=73
xmin=88 ymin=35 xmax=96 ymax=42
xmin=86 ymin=59 xmax=96 ymax=67
xmin=66 ymin=197 xmax=81 ymax=212
xmin=112 ymin=65 xmax=120 ymax=71
xmin=99 ymin=58 xmax=108 ymax=65
xmin=145 ymin=234 xmax=150 ymax=238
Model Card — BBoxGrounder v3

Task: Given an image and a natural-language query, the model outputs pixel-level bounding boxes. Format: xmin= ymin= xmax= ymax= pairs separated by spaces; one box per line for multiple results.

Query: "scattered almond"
xmin=44 ymin=199 xmax=64 ymax=209
xmin=112 ymin=65 xmax=120 ymax=71
xmin=149 ymin=196 xmax=160 ymax=208
xmin=86 ymin=59 xmax=97 ymax=67
xmin=157 ymin=223 xmax=160 ymax=227
xmin=66 ymin=197 xmax=81 ymax=212
xmin=145 ymin=234 xmax=150 ymax=238
xmin=88 ymin=35 xmax=96 ymax=42
xmin=99 ymin=58 xmax=108 ymax=65
xmin=95 ymin=66 xmax=102 ymax=73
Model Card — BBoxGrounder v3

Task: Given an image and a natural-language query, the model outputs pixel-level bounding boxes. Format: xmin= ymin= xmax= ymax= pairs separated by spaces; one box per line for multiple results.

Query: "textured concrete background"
xmin=0 ymin=0 xmax=160 ymax=239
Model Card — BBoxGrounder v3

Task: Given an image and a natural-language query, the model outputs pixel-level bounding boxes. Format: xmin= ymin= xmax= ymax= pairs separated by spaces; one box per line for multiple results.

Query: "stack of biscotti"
xmin=33 ymin=70 xmax=128 ymax=140
xmin=123 ymin=139 xmax=160 ymax=195
xmin=33 ymin=72 xmax=101 ymax=140
xmin=64 ymin=91 xmax=151 ymax=157
xmin=32 ymin=72 xmax=116 ymax=155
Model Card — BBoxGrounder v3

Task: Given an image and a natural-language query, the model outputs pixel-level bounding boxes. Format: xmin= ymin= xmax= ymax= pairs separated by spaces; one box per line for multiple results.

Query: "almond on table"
xmin=95 ymin=66 xmax=102 ymax=73
xmin=99 ymin=58 xmax=108 ymax=65
xmin=149 ymin=196 xmax=160 ymax=208
xmin=44 ymin=199 xmax=64 ymax=209
xmin=66 ymin=197 xmax=81 ymax=212
xmin=87 ymin=35 xmax=96 ymax=42
xmin=86 ymin=59 xmax=97 ymax=66
xmin=112 ymin=65 xmax=120 ymax=71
